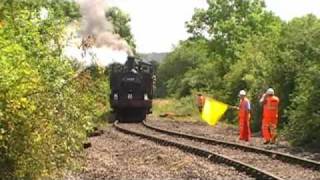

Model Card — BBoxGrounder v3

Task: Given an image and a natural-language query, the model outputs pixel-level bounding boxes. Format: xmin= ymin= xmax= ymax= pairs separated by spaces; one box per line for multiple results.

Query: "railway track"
xmin=114 ymin=121 xmax=283 ymax=180
xmin=142 ymin=120 xmax=320 ymax=171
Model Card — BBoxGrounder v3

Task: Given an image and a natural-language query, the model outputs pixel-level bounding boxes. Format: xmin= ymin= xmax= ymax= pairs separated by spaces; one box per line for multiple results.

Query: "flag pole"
xmin=204 ymin=96 xmax=237 ymax=110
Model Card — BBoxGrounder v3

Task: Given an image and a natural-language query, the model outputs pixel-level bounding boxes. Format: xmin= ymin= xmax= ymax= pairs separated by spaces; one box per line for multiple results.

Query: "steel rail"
xmin=143 ymin=120 xmax=320 ymax=171
xmin=114 ymin=121 xmax=283 ymax=180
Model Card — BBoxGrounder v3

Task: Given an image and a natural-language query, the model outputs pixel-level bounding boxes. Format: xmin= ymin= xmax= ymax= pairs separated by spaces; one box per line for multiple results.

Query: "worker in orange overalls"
xmin=237 ymin=90 xmax=251 ymax=141
xmin=197 ymin=93 xmax=205 ymax=113
xmin=260 ymin=88 xmax=280 ymax=144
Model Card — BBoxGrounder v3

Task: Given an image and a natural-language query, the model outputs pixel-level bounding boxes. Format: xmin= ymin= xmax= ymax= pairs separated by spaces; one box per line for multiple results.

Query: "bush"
xmin=284 ymin=65 xmax=320 ymax=147
xmin=152 ymin=96 xmax=199 ymax=118
xmin=0 ymin=3 xmax=109 ymax=179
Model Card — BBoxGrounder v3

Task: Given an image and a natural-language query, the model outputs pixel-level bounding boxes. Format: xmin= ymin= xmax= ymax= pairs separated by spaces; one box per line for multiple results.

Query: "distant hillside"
xmin=139 ymin=52 xmax=168 ymax=63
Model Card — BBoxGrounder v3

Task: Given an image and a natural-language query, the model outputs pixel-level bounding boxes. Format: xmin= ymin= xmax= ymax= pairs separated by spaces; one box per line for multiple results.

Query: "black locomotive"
xmin=109 ymin=56 xmax=154 ymax=122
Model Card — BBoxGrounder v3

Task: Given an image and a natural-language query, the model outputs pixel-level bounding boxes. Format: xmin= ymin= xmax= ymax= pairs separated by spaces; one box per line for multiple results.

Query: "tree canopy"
xmin=158 ymin=0 xmax=320 ymax=147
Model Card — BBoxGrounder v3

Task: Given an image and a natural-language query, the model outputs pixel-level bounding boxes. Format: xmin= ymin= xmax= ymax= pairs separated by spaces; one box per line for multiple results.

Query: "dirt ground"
xmin=147 ymin=116 xmax=320 ymax=161
xmin=65 ymin=125 xmax=252 ymax=180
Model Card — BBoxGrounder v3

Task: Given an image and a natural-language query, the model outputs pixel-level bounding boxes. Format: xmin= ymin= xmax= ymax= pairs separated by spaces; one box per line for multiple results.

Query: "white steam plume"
xmin=63 ymin=0 xmax=133 ymax=67
xmin=79 ymin=0 xmax=133 ymax=55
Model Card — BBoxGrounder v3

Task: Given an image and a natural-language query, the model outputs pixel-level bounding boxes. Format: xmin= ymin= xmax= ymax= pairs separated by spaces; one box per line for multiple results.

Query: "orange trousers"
xmin=262 ymin=118 xmax=277 ymax=142
xmin=239 ymin=118 xmax=251 ymax=141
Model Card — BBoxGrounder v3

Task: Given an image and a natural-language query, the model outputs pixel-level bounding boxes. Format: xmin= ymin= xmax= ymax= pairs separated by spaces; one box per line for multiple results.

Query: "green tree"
xmin=159 ymin=0 xmax=281 ymax=105
xmin=187 ymin=0 xmax=279 ymax=59
xmin=279 ymin=15 xmax=320 ymax=146
xmin=106 ymin=6 xmax=136 ymax=51
xmin=285 ymin=65 xmax=320 ymax=147
xmin=224 ymin=33 xmax=281 ymax=129
xmin=0 ymin=0 xmax=80 ymax=22
xmin=0 ymin=1 xmax=108 ymax=179
xmin=157 ymin=0 xmax=320 ymax=148
xmin=156 ymin=39 xmax=209 ymax=97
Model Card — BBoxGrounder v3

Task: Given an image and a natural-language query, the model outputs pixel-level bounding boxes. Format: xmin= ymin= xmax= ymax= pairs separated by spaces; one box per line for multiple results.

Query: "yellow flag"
xmin=201 ymin=98 xmax=228 ymax=126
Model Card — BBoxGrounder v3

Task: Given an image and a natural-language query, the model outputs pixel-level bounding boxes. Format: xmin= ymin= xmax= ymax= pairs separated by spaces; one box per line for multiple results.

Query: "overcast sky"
xmin=107 ymin=0 xmax=320 ymax=53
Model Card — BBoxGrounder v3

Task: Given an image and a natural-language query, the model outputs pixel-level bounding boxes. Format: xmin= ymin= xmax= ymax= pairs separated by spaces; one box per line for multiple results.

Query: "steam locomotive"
xmin=109 ymin=56 xmax=154 ymax=122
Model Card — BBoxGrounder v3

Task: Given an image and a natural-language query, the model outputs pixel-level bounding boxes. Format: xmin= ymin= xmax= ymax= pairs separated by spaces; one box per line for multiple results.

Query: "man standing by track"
xmin=237 ymin=90 xmax=251 ymax=141
xmin=197 ymin=93 xmax=205 ymax=113
xmin=260 ymin=88 xmax=280 ymax=144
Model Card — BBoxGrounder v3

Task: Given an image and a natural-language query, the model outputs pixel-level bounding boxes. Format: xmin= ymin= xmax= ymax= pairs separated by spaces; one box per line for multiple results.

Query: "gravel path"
xmin=147 ymin=117 xmax=320 ymax=161
xmin=65 ymin=125 xmax=253 ymax=180
xmin=122 ymin=123 xmax=320 ymax=180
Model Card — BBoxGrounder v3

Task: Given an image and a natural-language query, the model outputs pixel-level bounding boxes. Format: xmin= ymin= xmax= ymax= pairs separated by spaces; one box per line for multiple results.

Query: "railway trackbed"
xmin=142 ymin=120 xmax=320 ymax=171
xmin=114 ymin=122 xmax=281 ymax=180
xmin=114 ymin=121 xmax=320 ymax=180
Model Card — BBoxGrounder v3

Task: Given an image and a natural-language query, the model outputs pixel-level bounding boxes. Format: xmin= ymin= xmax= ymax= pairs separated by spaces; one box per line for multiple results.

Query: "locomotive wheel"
xmin=116 ymin=108 xmax=146 ymax=123
xmin=115 ymin=111 xmax=123 ymax=122
xmin=116 ymin=109 xmax=130 ymax=123
xmin=140 ymin=110 xmax=146 ymax=121
xmin=134 ymin=109 xmax=146 ymax=123
xmin=107 ymin=113 xmax=116 ymax=123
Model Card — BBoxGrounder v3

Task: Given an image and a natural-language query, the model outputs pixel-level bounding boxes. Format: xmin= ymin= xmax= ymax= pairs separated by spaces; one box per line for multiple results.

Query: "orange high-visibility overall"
xmin=262 ymin=96 xmax=280 ymax=143
xmin=238 ymin=97 xmax=251 ymax=141
xmin=197 ymin=95 xmax=205 ymax=112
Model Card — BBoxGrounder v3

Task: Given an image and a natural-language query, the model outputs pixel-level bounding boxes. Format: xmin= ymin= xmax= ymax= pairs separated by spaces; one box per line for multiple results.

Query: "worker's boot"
xmin=270 ymin=134 xmax=277 ymax=144
xmin=263 ymin=140 xmax=270 ymax=144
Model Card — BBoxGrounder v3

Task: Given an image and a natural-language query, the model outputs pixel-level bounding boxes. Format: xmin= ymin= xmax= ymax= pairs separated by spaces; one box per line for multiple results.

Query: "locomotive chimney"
xmin=125 ymin=56 xmax=135 ymax=71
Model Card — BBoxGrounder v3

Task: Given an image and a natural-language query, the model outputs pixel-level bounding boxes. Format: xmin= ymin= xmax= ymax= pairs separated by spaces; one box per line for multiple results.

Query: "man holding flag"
xmin=197 ymin=93 xmax=205 ymax=113
xmin=236 ymin=90 xmax=251 ymax=141
xmin=200 ymin=90 xmax=251 ymax=142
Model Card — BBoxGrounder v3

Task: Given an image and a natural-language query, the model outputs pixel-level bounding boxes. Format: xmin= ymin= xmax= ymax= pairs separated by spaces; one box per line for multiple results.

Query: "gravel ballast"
xmin=66 ymin=125 xmax=253 ymax=180
xmin=147 ymin=117 xmax=320 ymax=162
xmin=122 ymin=123 xmax=320 ymax=180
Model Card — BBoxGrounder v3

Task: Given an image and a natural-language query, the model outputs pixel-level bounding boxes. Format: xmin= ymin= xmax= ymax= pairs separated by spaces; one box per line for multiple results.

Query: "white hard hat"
xmin=239 ymin=90 xmax=246 ymax=96
xmin=266 ymin=88 xmax=274 ymax=95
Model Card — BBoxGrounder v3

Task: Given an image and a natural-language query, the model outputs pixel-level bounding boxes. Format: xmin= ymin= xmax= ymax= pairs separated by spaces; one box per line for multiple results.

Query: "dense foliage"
xmin=158 ymin=0 xmax=320 ymax=147
xmin=0 ymin=1 xmax=110 ymax=179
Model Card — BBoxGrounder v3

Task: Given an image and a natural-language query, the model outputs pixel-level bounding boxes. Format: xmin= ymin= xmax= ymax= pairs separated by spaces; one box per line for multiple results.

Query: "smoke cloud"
xmin=63 ymin=0 xmax=133 ymax=67
xmin=78 ymin=0 xmax=133 ymax=55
